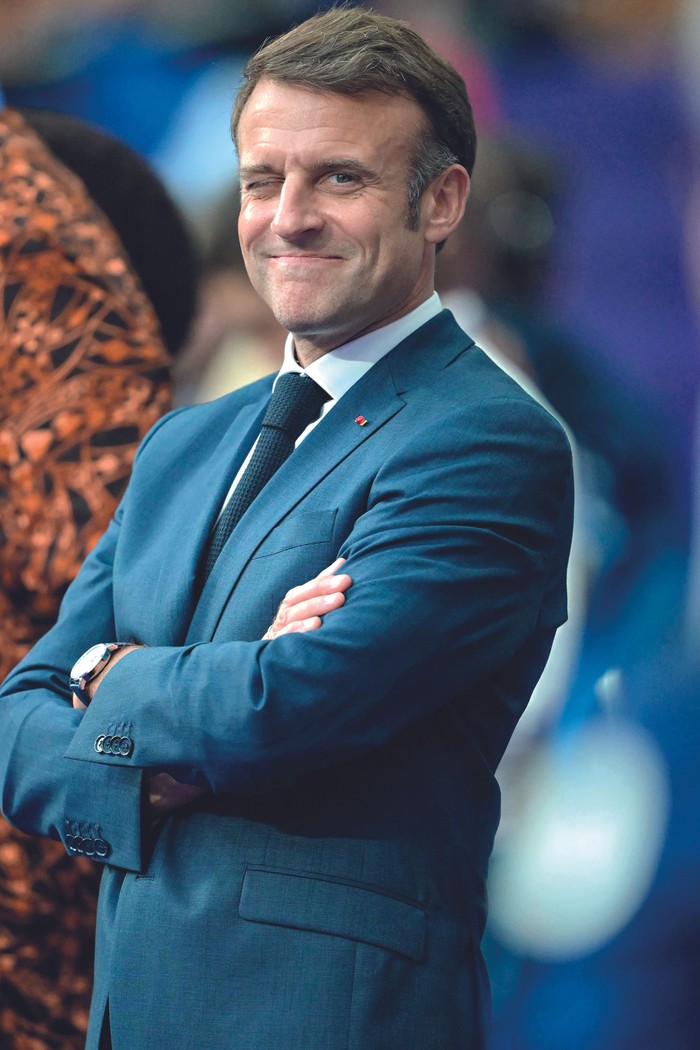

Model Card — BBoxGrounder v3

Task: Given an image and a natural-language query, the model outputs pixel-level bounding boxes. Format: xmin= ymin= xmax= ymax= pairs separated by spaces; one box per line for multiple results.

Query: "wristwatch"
xmin=69 ymin=643 xmax=127 ymax=706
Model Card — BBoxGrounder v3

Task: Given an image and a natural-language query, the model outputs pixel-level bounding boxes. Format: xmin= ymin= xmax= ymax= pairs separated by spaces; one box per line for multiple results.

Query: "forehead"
xmin=236 ymin=80 xmax=425 ymax=164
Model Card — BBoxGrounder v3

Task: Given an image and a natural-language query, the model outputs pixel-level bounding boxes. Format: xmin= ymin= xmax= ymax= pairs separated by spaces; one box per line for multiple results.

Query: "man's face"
xmin=237 ymin=80 xmax=438 ymax=364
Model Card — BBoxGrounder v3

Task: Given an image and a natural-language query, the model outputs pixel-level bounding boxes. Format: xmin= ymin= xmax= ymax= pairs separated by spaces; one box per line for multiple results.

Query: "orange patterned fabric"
xmin=0 ymin=108 xmax=172 ymax=1048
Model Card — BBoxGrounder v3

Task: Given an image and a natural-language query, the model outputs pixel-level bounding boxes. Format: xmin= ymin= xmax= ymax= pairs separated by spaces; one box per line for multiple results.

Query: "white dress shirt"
xmin=219 ymin=293 xmax=443 ymax=512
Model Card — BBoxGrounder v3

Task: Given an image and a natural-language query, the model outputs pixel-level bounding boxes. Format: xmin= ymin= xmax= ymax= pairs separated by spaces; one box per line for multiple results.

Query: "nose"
xmin=270 ymin=178 xmax=324 ymax=240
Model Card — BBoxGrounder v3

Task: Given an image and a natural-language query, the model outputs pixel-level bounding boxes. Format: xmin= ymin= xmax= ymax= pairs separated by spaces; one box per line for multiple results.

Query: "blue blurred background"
xmin=3 ymin=1 xmax=698 ymax=1045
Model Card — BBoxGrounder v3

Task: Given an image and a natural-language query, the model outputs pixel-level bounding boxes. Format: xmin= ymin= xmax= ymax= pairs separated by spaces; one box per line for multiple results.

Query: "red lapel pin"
xmin=354 ymin=415 xmax=368 ymax=427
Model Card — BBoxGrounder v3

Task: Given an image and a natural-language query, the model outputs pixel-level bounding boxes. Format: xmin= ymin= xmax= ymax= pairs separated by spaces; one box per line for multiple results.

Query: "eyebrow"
xmin=315 ymin=158 xmax=377 ymax=178
xmin=239 ymin=163 xmax=279 ymax=183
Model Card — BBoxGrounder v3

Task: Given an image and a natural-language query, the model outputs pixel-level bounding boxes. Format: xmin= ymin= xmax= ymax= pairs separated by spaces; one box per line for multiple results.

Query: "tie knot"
xmin=263 ymin=372 xmax=328 ymax=440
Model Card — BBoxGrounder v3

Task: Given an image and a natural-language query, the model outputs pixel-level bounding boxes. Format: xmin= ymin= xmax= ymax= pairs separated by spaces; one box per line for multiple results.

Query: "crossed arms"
xmin=0 ymin=389 xmax=573 ymax=872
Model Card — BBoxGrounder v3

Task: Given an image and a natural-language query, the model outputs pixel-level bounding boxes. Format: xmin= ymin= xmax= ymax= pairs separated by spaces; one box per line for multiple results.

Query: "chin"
xmin=271 ymin=312 xmax=316 ymax=335
xmin=268 ymin=293 xmax=357 ymax=343
xmin=271 ymin=303 xmax=330 ymax=334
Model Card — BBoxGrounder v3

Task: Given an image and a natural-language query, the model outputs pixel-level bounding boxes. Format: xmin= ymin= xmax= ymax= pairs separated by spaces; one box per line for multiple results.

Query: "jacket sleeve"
xmin=0 ymin=504 xmax=146 ymax=872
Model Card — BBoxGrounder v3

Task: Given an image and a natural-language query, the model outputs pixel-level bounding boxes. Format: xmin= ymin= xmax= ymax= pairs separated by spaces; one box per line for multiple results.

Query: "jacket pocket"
xmin=239 ymin=866 xmax=425 ymax=961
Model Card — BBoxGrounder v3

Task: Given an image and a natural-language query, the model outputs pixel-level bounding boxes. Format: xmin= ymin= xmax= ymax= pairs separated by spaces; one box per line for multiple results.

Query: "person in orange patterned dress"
xmin=0 ymin=99 xmax=198 ymax=1049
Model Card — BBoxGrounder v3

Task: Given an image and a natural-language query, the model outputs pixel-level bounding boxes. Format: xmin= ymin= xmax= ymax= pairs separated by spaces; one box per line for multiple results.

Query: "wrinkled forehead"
xmin=234 ymin=79 xmax=428 ymax=155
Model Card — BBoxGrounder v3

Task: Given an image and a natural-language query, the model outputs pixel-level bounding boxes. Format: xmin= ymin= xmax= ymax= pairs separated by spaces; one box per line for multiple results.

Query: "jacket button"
xmin=118 ymin=736 xmax=133 ymax=757
xmin=94 ymin=735 xmax=105 ymax=753
xmin=94 ymin=838 xmax=110 ymax=858
xmin=102 ymin=735 xmax=114 ymax=755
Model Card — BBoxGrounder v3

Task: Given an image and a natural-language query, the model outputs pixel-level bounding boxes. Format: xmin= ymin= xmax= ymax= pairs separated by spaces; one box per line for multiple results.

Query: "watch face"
xmin=70 ymin=643 xmax=110 ymax=681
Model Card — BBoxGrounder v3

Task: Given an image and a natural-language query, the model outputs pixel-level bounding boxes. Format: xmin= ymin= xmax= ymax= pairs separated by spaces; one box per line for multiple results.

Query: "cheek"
xmin=238 ymin=218 xmax=253 ymax=254
xmin=238 ymin=202 xmax=269 ymax=248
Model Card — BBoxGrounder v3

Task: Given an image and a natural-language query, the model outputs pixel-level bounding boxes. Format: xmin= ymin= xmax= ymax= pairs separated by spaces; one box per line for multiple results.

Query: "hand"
xmin=146 ymin=771 xmax=209 ymax=813
xmin=72 ymin=644 xmax=140 ymax=709
xmin=263 ymin=557 xmax=351 ymax=640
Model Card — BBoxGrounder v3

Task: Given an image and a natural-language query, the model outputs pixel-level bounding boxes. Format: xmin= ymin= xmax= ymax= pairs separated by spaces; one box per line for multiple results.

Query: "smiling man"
xmin=236 ymin=83 xmax=463 ymax=360
xmin=0 ymin=8 xmax=573 ymax=1050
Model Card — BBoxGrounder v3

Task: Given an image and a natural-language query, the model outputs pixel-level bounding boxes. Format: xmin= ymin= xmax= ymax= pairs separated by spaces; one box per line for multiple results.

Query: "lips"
xmin=270 ymin=254 xmax=342 ymax=262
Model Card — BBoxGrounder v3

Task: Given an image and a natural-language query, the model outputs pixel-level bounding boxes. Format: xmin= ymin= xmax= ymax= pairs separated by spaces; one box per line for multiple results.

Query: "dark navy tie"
xmin=202 ymin=372 xmax=327 ymax=581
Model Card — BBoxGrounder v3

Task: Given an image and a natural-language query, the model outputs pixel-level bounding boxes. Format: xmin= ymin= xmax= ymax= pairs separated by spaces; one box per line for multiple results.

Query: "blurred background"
xmin=1 ymin=1 xmax=699 ymax=1047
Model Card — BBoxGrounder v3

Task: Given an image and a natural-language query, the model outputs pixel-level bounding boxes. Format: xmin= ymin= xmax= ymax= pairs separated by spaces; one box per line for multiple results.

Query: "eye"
xmin=242 ymin=177 xmax=280 ymax=197
xmin=326 ymin=172 xmax=359 ymax=188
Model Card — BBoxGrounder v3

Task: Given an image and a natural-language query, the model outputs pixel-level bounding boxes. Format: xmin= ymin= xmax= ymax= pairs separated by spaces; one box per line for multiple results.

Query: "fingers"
xmin=265 ymin=588 xmax=348 ymax=640
xmin=280 ymin=589 xmax=348 ymax=631
xmin=266 ymin=615 xmax=323 ymax=640
xmin=278 ymin=562 xmax=351 ymax=612
xmin=264 ymin=558 xmax=352 ymax=640
xmin=315 ymin=557 xmax=346 ymax=579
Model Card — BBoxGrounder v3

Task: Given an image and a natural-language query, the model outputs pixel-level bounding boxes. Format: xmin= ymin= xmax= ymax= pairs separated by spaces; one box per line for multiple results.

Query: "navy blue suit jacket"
xmin=0 ymin=311 xmax=573 ymax=1049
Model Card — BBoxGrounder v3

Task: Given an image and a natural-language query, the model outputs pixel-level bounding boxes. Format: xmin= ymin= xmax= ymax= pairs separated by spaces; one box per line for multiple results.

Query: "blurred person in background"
xmin=468 ymin=0 xmax=697 ymax=617
xmin=433 ymin=127 xmax=691 ymax=1050
xmin=426 ymin=5 xmax=700 ymax=1040
xmin=0 ymin=95 xmax=197 ymax=1049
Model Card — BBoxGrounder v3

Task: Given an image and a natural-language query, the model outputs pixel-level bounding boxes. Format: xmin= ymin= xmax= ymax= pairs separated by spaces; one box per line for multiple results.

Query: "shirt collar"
xmin=277 ymin=293 xmax=442 ymax=401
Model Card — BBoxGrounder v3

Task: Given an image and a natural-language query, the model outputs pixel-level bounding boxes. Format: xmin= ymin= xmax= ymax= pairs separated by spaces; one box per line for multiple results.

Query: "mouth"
xmin=269 ymin=253 xmax=343 ymax=263
xmin=266 ymin=255 xmax=344 ymax=278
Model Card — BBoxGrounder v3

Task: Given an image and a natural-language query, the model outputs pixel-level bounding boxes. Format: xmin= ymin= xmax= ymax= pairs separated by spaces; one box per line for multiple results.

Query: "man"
xmin=0 ymin=9 xmax=573 ymax=1049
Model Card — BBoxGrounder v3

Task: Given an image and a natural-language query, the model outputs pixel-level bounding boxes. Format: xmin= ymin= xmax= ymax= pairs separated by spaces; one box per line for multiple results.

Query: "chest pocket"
xmin=252 ymin=508 xmax=338 ymax=560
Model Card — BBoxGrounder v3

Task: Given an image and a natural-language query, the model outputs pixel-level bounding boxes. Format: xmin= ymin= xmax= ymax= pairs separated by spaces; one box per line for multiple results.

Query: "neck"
xmin=292 ymin=290 xmax=437 ymax=368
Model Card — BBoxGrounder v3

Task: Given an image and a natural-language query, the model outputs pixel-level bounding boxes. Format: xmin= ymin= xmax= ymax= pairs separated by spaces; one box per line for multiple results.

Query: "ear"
xmin=422 ymin=164 xmax=471 ymax=246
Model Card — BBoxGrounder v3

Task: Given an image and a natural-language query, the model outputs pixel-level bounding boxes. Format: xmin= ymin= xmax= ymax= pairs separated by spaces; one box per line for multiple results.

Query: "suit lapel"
xmin=186 ymin=311 xmax=474 ymax=641
xmin=144 ymin=388 xmax=270 ymax=644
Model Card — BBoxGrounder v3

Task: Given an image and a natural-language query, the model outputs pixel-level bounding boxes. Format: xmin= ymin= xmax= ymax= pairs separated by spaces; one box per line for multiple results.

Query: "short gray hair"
xmin=406 ymin=134 xmax=459 ymax=230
